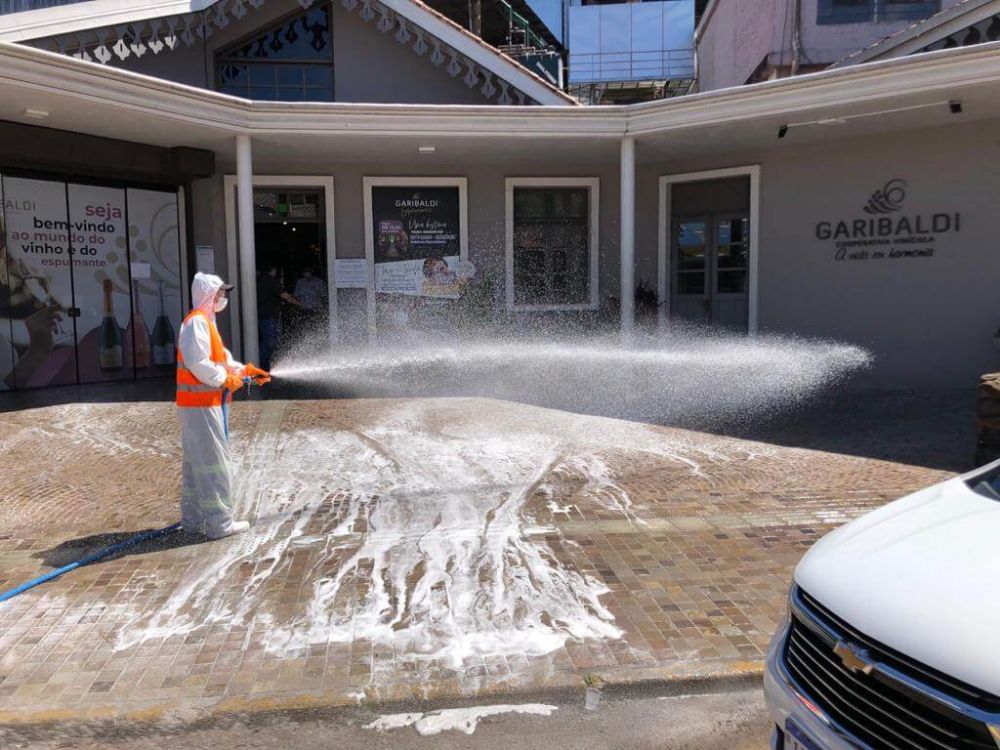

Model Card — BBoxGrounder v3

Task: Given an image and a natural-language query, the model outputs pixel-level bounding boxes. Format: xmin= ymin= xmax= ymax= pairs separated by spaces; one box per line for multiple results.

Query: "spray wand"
xmin=222 ymin=372 xmax=270 ymax=440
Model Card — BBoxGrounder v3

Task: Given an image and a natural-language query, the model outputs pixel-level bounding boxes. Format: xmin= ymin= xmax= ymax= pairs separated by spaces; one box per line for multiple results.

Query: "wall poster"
xmin=1 ymin=176 xmax=78 ymax=388
xmin=371 ymin=185 xmax=464 ymax=299
xmin=0 ymin=174 xmax=182 ymax=390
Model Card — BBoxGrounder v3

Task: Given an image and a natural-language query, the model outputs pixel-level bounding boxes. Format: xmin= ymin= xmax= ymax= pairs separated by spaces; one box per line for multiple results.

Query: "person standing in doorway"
xmin=177 ymin=272 xmax=270 ymax=539
xmin=256 ymin=265 xmax=303 ymax=371
xmin=293 ymin=267 xmax=326 ymax=316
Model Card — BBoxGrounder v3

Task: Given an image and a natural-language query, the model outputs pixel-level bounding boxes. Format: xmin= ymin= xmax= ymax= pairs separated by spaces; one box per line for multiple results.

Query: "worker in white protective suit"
xmin=177 ymin=273 xmax=270 ymax=539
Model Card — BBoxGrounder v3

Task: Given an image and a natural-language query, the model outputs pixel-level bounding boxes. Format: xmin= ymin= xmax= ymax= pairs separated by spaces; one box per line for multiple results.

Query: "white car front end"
xmin=764 ymin=462 xmax=1000 ymax=750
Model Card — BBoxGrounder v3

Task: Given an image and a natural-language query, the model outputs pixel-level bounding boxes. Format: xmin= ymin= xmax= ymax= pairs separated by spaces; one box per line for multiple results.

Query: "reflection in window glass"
xmin=676 ymin=221 xmax=706 ymax=273
xmin=217 ymin=6 xmax=334 ymax=101
xmin=715 ymin=217 xmax=748 ymax=294
xmin=717 ymin=271 xmax=747 ymax=294
xmin=676 ymin=272 xmax=704 ymax=295
xmin=817 ymin=0 xmax=939 ymax=24
xmin=512 ymin=187 xmax=591 ymax=307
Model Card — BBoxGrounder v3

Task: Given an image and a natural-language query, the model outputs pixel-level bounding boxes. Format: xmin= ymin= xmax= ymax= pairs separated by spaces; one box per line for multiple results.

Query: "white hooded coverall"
xmin=178 ymin=273 xmax=246 ymax=538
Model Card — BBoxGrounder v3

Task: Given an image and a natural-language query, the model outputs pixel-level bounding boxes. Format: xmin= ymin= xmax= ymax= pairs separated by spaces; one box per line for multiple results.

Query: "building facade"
xmin=566 ymin=0 xmax=697 ymax=103
xmin=1 ymin=0 xmax=1000 ymax=395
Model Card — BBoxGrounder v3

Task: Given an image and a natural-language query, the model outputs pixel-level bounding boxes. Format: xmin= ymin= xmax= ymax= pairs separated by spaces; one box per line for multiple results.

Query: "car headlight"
xmin=989 ymin=726 xmax=1000 ymax=749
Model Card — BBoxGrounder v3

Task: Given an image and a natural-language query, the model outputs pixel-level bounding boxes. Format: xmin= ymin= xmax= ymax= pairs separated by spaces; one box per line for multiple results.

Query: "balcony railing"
xmin=569 ymin=48 xmax=694 ymax=83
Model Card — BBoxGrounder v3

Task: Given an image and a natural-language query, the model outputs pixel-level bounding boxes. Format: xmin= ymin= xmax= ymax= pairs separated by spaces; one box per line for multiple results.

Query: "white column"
xmin=236 ymin=134 xmax=260 ymax=364
xmin=620 ymin=136 xmax=636 ymax=336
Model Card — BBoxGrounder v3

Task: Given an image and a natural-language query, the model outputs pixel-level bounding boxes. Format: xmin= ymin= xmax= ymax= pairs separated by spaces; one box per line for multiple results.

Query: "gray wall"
xmin=638 ymin=119 xmax=1000 ymax=387
xmin=189 ymin=159 xmax=622 ymax=348
xmin=697 ymin=0 xmax=782 ymax=92
xmin=107 ymin=0 xmax=500 ymax=104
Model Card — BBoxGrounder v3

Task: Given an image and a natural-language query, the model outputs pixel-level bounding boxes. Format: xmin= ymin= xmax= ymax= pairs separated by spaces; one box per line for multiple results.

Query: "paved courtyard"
xmin=0 ymin=394 xmax=961 ymax=726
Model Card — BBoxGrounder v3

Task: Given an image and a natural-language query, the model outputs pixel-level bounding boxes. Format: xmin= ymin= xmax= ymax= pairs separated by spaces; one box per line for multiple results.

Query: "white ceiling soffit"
xmin=0 ymin=0 xmax=575 ymax=106
xmin=3 ymin=33 xmax=1000 ymax=137
xmin=0 ymin=0 xmax=219 ymax=42
xmin=832 ymin=0 xmax=1000 ymax=67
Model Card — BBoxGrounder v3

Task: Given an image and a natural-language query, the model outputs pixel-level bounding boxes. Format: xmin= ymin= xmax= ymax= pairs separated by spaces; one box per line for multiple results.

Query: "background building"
xmin=696 ymin=0 xmax=965 ymax=90
xmin=565 ymin=0 xmax=700 ymax=103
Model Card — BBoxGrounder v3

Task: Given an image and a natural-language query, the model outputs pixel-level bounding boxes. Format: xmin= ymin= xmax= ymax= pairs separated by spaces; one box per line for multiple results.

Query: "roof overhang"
xmin=0 ymin=0 xmax=576 ymax=106
xmin=2 ymin=38 xmax=1000 ymax=163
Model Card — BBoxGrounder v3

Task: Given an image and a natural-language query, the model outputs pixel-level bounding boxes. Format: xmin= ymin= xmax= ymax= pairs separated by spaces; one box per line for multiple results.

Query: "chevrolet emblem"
xmin=834 ymin=641 xmax=875 ymax=675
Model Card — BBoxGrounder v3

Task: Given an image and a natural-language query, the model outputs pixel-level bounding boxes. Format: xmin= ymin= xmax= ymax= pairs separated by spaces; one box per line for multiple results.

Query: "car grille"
xmin=783 ymin=587 xmax=999 ymax=750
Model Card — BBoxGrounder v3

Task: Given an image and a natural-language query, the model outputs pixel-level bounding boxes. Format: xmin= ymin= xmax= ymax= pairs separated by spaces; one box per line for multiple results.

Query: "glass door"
xmin=67 ymin=183 xmax=134 ymax=384
xmin=0 ymin=176 xmax=15 ymax=391
xmin=712 ymin=215 xmax=749 ymax=332
xmin=671 ymin=213 xmax=749 ymax=332
xmin=671 ymin=217 xmax=710 ymax=324
xmin=127 ymin=188 xmax=183 ymax=379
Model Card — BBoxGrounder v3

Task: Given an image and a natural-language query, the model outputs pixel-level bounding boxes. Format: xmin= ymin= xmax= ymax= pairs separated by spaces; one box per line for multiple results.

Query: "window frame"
xmin=505 ymin=177 xmax=600 ymax=312
xmin=213 ymin=3 xmax=335 ymax=102
xmin=816 ymin=0 xmax=940 ymax=25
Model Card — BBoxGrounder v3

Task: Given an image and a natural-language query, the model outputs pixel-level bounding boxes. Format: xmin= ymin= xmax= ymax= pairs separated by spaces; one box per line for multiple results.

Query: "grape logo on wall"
xmin=815 ymin=178 xmax=960 ymax=262
xmin=862 ymin=179 xmax=906 ymax=215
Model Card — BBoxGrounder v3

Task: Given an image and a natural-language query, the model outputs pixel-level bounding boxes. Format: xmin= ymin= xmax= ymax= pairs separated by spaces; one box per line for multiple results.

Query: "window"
xmin=817 ymin=0 xmax=939 ymax=25
xmin=216 ymin=6 xmax=333 ymax=101
xmin=505 ymin=178 xmax=599 ymax=310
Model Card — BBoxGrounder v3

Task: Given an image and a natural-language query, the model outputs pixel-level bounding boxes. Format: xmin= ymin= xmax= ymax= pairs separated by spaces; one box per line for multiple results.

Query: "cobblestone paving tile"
xmin=0 ymin=398 xmax=951 ymax=722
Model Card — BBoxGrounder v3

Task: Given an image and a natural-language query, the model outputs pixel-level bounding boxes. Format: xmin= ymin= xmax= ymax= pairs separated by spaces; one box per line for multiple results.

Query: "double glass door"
xmin=671 ymin=213 xmax=749 ymax=332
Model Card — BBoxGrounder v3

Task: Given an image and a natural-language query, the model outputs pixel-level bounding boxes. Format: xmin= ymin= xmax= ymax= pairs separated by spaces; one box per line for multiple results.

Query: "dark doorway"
xmin=252 ymin=188 xmax=328 ymax=370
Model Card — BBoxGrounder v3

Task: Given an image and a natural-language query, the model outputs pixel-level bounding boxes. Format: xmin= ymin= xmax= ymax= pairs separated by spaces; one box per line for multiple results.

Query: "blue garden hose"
xmin=0 ymin=522 xmax=182 ymax=605
xmin=222 ymin=377 xmax=252 ymax=441
xmin=1 ymin=377 xmax=255 ymax=605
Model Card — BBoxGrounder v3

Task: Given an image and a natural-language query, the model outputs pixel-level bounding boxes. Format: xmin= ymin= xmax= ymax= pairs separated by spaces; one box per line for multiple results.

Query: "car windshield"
xmin=967 ymin=463 xmax=1000 ymax=500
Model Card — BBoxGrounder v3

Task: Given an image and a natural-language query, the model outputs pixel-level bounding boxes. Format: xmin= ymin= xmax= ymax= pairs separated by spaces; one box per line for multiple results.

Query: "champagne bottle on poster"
xmin=129 ymin=281 xmax=151 ymax=369
xmin=99 ymin=279 xmax=124 ymax=372
xmin=151 ymin=280 xmax=176 ymax=368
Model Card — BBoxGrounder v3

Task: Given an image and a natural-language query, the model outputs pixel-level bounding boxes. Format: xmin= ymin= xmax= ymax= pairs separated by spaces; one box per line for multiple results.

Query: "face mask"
xmin=214 ymin=297 xmax=229 ymax=313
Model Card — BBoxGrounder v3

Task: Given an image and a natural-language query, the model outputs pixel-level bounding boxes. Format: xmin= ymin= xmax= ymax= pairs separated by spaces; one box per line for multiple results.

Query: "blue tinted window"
xmin=817 ymin=0 xmax=940 ymax=25
xmin=1 ymin=0 xmax=89 ymax=14
xmin=215 ymin=6 xmax=334 ymax=101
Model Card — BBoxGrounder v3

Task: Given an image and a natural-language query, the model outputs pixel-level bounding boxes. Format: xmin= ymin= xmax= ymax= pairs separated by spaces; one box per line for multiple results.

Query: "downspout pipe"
xmin=790 ymin=0 xmax=803 ymax=76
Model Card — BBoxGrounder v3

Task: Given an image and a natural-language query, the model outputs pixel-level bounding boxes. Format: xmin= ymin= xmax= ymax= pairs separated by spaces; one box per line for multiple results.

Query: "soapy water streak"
xmin=270 ymin=332 xmax=872 ymax=427
xmin=118 ymin=403 xmax=703 ymax=665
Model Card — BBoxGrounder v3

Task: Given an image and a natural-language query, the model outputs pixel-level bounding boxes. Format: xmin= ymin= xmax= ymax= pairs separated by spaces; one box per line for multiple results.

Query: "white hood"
xmin=795 ymin=471 xmax=1000 ymax=696
xmin=190 ymin=272 xmax=230 ymax=319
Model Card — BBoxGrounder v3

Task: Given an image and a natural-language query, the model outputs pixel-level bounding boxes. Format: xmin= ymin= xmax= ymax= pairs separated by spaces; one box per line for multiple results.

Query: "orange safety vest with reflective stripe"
xmin=176 ymin=310 xmax=226 ymax=408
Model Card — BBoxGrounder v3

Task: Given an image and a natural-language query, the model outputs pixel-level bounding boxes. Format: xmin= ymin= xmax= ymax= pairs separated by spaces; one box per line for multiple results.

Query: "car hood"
xmin=795 ymin=475 xmax=1000 ymax=697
